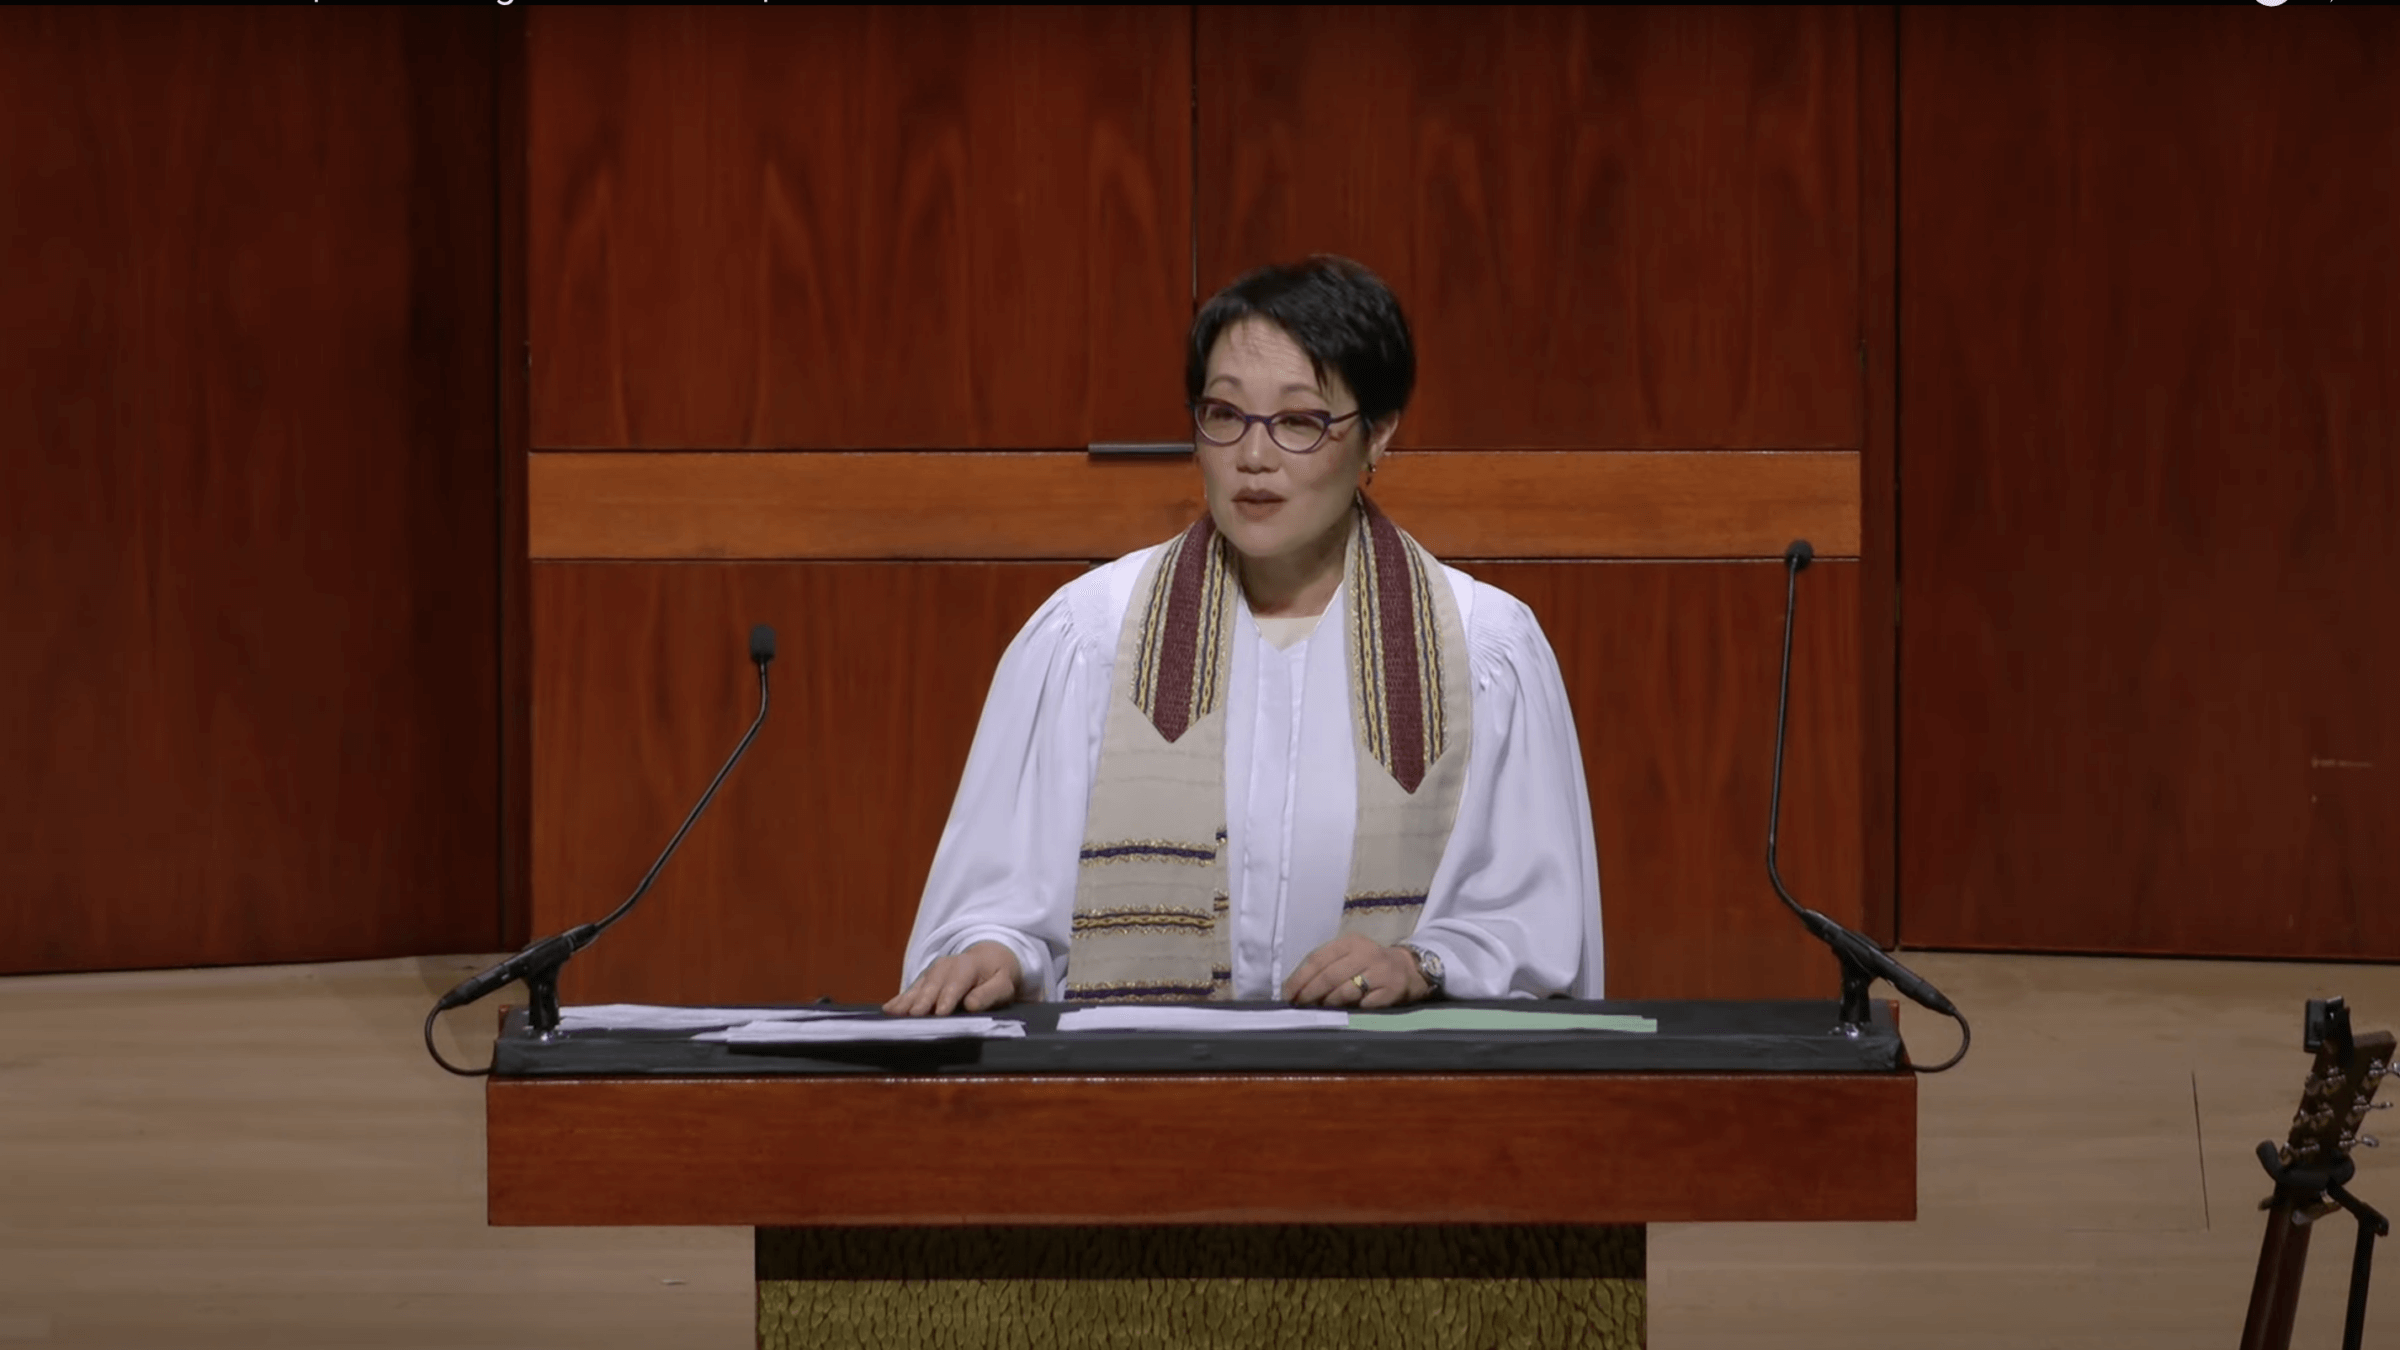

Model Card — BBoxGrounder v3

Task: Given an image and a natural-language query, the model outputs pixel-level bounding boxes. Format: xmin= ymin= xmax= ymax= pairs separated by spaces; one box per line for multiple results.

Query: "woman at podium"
xmin=888 ymin=258 xmax=1604 ymax=1016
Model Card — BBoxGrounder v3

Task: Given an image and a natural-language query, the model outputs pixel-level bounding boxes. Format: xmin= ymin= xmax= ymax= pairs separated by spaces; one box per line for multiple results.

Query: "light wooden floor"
xmin=1 ymin=951 xmax=2395 ymax=1348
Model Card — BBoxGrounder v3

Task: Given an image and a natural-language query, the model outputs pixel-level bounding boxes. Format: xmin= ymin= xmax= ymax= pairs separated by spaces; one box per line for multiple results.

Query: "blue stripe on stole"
xmin=1079 ymin=843 xmax=1217 ymax=864
xmin=1341 ymin=894 xmax=1428 ymax=911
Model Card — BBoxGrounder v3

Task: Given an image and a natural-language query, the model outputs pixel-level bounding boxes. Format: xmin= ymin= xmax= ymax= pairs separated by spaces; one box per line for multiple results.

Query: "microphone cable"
xmin=426 ymin=1002 xmax=492 ymax=1078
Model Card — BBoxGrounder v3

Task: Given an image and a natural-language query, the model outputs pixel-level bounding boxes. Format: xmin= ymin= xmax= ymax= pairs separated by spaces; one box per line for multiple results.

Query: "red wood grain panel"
xmin=1466 ymin=563 xmax=1865 ymax=1000
xmin=1197 ymin=5 xmax=1862 ymax=451
xmin=528 ymin=450 xmax=1861 ymax=561
xmin=532 ymin=562 xmax=1087 ymax=1006
xmin=534 ymin=560 xmax=1856 ymax=1006
xmin=1857 ymin=6 xmax=1898 ymax=945
xmin=0 ymin=9 xmax=501 ymax=971
xmin=1897 ymin=8 xmax=2400 ymax=958
xmin=500 ymin=9 xmax=534 ymax=948
xmin=488 ymin=1071 xmax=1915 ymax=1227
xmin=528 ymin=6 xmax=1191 ymax=450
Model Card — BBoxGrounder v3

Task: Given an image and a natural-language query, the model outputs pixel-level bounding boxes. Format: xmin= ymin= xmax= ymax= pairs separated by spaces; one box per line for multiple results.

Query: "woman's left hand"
xmin=1283 ymin=934 xmax=1432 ymax=1009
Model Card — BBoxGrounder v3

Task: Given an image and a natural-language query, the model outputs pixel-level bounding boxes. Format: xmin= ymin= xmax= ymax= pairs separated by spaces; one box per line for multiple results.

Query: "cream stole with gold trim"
xmin=1064 ymin=498 xmax=1472 ymax=1003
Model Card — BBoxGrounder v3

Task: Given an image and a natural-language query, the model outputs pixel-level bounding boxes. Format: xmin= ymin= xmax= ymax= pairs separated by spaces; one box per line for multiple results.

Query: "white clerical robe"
xmin=899 ymin=545 xmax=1607 ymax=1002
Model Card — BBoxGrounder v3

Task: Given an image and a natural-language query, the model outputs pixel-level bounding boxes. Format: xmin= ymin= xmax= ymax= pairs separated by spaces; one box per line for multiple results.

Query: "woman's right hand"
xmin=883 ymin=940 xmax=1023 ymax=1017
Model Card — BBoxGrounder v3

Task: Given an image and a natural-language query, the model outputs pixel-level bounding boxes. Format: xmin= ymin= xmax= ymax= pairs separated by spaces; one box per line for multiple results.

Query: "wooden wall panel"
xmin=1856 ymin=6 xmax=1898 ymax=946
xmin=1196 ymin=4 xmax=1861 ymax=451
xmin=532 ymin=563 xmax=1086 ymax=1006
xmin=533 ymin=559 xmax=1856 ymax=1005
xmin=527 ymin=450 xmax=1861 ymax=561
xmin=1466 ymin=563 xmax=1863 ymax=1001
xmin=1898 ymin=9 xmax=2400 ymax=958
xmin=0 ymin=9 xmax=501 ymax=971
xmin=500 ymin=10 xmax=533 ymax=948
xmin=528 ymin=6 xmax=1191 ymax=451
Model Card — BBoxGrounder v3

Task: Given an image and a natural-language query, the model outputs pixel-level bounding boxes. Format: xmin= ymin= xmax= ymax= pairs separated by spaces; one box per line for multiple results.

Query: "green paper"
xmin=1345 ymin=1009 xmax=1658 ymax=1034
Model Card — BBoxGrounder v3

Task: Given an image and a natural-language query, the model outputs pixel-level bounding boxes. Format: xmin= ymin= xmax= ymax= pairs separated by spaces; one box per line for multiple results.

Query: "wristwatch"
xmin=1401 ymin=943 xmax=1444 ymax=994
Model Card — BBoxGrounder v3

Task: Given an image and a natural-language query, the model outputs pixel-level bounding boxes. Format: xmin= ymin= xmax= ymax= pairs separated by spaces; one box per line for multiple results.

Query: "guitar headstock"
xmin=2277 ymin=996 xmax=2394 ymax=1171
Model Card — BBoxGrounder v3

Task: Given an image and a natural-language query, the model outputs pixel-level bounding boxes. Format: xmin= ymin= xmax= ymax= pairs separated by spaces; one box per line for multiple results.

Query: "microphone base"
xmin=525 ymin=961 xmax=565 ymax=1038
xmin=1835 ymin=950 xmax=1877 ymax=1039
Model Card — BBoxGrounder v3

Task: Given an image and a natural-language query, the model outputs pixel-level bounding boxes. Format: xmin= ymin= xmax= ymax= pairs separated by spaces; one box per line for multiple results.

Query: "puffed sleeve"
xmin=896 ymin=578 xmax=1110 ymax=1000
xmin=1406 ymin=584 xmax=1607 ymax=1000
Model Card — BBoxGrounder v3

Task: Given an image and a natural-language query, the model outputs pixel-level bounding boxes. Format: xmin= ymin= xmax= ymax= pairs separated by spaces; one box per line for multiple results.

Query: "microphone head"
xmin=1785 ymin=539 xmax=1814 ymax=572
xmin=749 ymin=624 xmax=777 ymax=665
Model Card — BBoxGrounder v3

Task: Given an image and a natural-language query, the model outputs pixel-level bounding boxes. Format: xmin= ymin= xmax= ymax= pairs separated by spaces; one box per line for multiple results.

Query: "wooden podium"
xmin=487 ymin=1001 xmax=1916 ymax=1348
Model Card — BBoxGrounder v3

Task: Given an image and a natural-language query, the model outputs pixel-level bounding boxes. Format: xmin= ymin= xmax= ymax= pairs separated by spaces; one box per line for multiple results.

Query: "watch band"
xmin=1402 ymin=942 xmax=1444 ymax=993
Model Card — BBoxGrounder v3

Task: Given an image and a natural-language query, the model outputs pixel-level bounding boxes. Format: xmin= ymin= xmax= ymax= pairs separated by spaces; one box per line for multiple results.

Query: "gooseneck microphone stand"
xmin=1765 ymin=542 xmax=1969 ymax=1072
xmin=424 ymin=625 xmax=777 ymax=1075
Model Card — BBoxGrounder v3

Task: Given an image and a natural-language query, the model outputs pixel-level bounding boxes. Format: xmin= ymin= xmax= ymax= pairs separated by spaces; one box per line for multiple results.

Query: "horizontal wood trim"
xmin=487 ymin=1069 xmax=1914 ymax=1227
xmin=529 ymin=450 xmax=1860 ymax=560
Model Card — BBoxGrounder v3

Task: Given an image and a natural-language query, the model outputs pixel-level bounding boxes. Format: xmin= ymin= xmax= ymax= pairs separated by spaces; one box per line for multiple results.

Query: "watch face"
xmin=1410 ymin=945 xmax=1443 ymax=986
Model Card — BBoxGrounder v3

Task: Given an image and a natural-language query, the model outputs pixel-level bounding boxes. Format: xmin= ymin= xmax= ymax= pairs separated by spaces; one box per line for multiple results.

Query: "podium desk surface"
xmin=485 ymin=999 xmax=1917 ymax=1228
xmin=490 ymin=997 xmax=1905 ymax=1077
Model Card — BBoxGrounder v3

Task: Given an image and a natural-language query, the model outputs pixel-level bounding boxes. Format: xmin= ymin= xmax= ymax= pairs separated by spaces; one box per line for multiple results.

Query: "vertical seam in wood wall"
xmin=1855 ymin=4 xmax=1902 ymax=950
xmin=491 ymin=9 xmax=508 ymax=952
xmin=497 ymin=8 xmax=531 ymax=952
xmin=1885 ymin=4 xmax=1905 ymax=949
xmin=1188 ymin=4 xmax=1199 ymax=308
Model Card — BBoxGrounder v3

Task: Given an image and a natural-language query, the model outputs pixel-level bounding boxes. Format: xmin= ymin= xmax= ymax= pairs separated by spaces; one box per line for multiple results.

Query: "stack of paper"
xmin=1054 ymin=1007 xmax=1350 ymax=1034
xmin=1049 ymin=1006 xmax=1659 ymax=1035
xmin=555 ymin=1004 xmax=864 ymax=1033
xmin=557 ymin=1004 xmax=1658 ymax=1042
xmin=1346 ymin=1008 xmax=1658 ymax=1034
xmin=695 ymin=1016 xmax=1027 ymax=1044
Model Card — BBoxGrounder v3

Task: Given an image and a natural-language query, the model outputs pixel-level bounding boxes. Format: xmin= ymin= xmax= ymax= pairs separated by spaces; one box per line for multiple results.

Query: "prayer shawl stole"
xmin=1065 ymin=500 xmax=1471 ymax=1003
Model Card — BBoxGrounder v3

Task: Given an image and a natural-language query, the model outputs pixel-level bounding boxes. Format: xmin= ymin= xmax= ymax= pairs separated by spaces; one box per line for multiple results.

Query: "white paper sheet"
xmin=1052 ymin=1007 xmax=1352 ymax=1034
xmin=555 ymin=1004 xmax=867 ymax=1032
xmin=694 ymin=1016 xmax=1028 ymax=1044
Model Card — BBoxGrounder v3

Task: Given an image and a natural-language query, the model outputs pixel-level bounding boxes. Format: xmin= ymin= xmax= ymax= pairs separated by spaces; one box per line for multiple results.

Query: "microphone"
xmin=430 ymin=624 xmax=778 ymax=1052
xmin=431 ymin=931 xmax=584 ymax=1016
xmin=1764 ymin=542 xmax=1966 ymax=1061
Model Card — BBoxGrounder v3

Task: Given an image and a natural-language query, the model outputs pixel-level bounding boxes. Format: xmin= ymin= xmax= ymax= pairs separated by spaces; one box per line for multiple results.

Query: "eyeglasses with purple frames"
xmin=1189 ymin=399 xmax=1366 ymax=455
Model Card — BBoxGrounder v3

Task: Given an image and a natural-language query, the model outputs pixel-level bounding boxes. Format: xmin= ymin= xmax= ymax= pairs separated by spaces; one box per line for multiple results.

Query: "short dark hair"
xmin=1185 ymin=256 xmax=1416 ymax=430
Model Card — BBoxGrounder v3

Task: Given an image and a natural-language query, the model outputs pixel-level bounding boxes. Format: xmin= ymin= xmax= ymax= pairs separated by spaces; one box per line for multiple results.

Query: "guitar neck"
xmin=2238 ymin=1004 xmax=2391 ymax=1350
